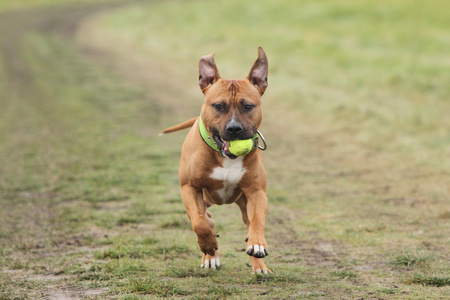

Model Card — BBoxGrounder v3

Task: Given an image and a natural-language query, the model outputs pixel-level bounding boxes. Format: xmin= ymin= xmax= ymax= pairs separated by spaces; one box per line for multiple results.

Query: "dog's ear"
xmin=248 ymin=47 xmax=268 ymax=94
xmin=199 ymin=53 xmax=220 ymax=92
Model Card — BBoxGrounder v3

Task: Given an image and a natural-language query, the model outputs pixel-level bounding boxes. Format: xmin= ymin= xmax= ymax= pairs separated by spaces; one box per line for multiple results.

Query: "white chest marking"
xmin=210 ymin=157 xmax=246 ymax=203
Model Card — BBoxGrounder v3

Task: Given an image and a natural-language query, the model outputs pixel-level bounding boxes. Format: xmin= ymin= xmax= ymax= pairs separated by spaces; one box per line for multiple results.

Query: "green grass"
xmin=407 ymin=274 xmax=450 ymax=287
xmin=1 ymin=0 xmax=449 ymax=299
xmin=0 ymin=0 xmax=109 ymax=12
xmin=120 ymin=276 xmax=190 ymax=297
xmin=392 ymin=250 xmax=434 ymax=267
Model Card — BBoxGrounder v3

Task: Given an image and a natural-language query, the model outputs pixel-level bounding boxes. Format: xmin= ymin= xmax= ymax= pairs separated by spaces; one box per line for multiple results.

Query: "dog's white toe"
xmin=201 ymin=253 xmax=220 ymax=269
xmin=246 ymin=244 xmax=268 ymax=258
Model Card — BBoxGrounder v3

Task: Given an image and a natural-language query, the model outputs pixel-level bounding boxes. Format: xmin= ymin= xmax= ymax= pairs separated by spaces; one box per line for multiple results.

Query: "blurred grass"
xmin=0 ymin=0 xmax=105 ymax=12
xmin=96 ymin=0 xmax=450 ymax=168
xmin=1 ymin=0 xmax=449 ymax=299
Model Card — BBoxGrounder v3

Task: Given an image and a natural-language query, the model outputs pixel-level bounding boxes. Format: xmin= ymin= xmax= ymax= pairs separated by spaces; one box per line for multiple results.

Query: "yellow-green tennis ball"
xmin=228 ymin=139 xmax=254 ymax=156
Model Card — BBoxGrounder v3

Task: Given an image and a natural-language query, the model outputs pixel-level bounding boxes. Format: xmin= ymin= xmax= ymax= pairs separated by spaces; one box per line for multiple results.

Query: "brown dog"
xmin=162 ymin=47 xmax=270 ymax=273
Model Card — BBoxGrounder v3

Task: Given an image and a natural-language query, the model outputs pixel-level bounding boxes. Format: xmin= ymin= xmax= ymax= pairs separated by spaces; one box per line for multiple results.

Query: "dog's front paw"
xmin=195 ymin=224 xmax=218 ymax=256
xmin=201 ymin=252 xmax=220 ymax=269
xmin=246 ymin=244 xmax=269 ymax=258
xmin=197 ymin=233 xmax=218 ymax=256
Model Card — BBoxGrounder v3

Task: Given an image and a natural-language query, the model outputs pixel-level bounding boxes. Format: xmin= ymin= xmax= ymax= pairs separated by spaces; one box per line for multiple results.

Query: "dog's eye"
xmin=213 ymin=103 xmax=225 ymax=112
xmin=243 ymin=104 xmax=255 ymax=112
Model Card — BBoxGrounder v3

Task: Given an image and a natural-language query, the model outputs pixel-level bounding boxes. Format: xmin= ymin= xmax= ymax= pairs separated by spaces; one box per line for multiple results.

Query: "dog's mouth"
xmin=212 ymin=134 xmax=238 ymax=159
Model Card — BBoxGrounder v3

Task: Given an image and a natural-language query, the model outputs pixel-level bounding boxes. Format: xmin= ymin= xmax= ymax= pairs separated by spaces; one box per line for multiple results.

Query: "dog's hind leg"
xmin=236 ymin=195 xmax=250 ymax=227
xmin=249 ymin=256 xmax=272 ymax=274
xmin=236 ymin=195 xmax=250 ymax=243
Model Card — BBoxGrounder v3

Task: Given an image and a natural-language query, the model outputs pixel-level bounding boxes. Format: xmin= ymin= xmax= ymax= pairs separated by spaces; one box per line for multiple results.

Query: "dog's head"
xmin=199 ymin=47 xmax=268 ymax=158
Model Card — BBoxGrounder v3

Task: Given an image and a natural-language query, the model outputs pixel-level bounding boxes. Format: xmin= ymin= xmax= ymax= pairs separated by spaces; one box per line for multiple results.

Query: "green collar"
xmin=199 ymin=115 xmax=220 ymax=151
xmin=199 ymin=114 xmax=260 ymax=153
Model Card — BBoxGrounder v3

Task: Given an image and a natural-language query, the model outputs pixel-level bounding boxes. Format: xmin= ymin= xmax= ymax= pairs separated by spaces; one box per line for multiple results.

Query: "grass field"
xmin=1 ymin=0 xmax=449 ymax=299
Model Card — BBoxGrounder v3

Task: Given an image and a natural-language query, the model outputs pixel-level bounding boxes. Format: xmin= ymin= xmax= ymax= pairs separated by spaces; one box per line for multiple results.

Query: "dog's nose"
xmin=226 ymin=122 xmax=243 ymax=135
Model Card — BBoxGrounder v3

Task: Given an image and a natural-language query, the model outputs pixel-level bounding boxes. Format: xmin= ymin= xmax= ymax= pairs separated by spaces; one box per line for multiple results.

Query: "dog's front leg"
xmin=238 ymin=190 xmax=271 ymax=274
xmin=181 ymin=185 xmax=218 ymax=256
xmin=244 ymin=189 xmax=269 ymax=259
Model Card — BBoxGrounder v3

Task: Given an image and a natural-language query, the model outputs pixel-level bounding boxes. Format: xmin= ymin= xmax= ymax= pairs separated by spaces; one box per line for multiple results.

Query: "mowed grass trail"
xmin=1 ymin=0 xmax=449 ymax=299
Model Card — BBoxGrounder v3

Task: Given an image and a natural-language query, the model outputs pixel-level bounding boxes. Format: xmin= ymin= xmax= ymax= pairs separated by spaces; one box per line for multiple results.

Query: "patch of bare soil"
xmin=4 ymin=269 xmax=108 ymax=299
xmin=45 ymin=287 xmax=108 ymax=300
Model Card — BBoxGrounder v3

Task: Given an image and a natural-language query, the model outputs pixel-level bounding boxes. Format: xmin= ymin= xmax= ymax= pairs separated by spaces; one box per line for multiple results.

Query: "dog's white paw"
xmin=201 ymin=253 xmax=220 ymax=269
xmin=246 ymin=244 xmax=268 ymax=258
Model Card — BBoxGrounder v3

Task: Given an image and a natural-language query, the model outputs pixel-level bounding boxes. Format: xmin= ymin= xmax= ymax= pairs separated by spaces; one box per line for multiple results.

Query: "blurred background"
xmin=1 ymin=0 xmax=449 ymax=298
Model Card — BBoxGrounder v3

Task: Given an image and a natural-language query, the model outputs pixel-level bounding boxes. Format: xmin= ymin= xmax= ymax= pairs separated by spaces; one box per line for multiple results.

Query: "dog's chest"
xmin=209 ymin=157 xmax=246 ymax=204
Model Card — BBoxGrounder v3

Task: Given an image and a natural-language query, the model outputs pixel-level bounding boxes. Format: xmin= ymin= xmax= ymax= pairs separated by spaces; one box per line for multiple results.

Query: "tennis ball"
xmin=228 ymin=139 xmax=254 ymax=156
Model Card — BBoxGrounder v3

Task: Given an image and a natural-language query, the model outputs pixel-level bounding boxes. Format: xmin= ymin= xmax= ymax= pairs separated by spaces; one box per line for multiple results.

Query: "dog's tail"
xmin=160 ymin=116 xmax=199 ymax=135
